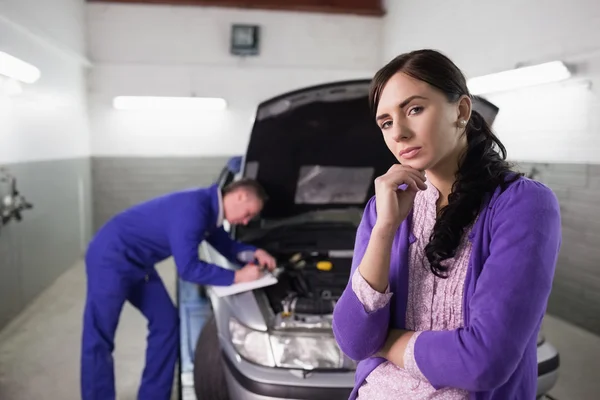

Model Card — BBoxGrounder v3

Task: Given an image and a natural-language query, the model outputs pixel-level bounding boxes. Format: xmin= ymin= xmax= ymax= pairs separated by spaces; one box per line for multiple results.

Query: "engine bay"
xmin=264 ymin=250 xmax=353 ymax=331
xmin=235 ymin=209 xmax=362 ymax=332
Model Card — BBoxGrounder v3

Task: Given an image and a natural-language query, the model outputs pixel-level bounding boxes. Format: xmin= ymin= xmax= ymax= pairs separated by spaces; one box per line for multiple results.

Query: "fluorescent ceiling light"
xmin=113 ymin=96 xmax=227 ymax=111
xmin=0 ymin=51 xmax=41 ymax=84
xmin=468 ymin=61 xmax=571 ymax=95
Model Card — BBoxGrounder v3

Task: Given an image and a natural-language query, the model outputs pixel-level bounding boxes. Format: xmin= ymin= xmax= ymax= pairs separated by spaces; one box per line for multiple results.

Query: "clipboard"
xmin=209 ymin=273 xmax=278 ymax=298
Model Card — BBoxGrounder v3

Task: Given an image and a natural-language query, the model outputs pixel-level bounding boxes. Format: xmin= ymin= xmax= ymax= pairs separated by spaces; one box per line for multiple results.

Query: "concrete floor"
xmin=0 ymin=259 xmax=179 ymax=400
xmin=0 ymin=260 xmax=599 ymax=400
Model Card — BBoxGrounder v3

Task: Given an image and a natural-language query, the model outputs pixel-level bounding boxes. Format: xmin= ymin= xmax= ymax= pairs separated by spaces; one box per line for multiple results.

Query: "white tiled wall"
xmin=381 ymin=0 xmax=600 ymax=163
xmin=487 ymin=75 xmax=600 ymax=163
xmin=0 ymin=0 xmax=92 ymax=329
xmin=0 ymin=0 xmax=90 ymax=163
xmin=86 ymin=3 xmax=382 ymax=157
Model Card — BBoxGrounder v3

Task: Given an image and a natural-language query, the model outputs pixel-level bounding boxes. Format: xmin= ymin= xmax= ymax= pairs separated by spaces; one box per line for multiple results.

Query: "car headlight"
xmin=229 ymin=317 xmax=354 ymax=370
xmin=229 ymin=318 xmax=275 ymax=367
xmin=270 ymin=334 xmax=350 ymax=370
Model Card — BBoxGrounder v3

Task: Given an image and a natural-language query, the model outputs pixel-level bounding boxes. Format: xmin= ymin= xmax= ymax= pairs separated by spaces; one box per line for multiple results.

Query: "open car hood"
xmin=241 ymin=80 xmax=396 ymax=220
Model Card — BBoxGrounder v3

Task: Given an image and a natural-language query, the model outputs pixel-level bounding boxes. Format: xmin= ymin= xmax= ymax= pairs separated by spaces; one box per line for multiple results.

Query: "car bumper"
xmin=222 ymin=343 xmax=560 ymax=400
xmin=222 ymin=352 xmax=353 ymax=400
xmin=537 ymin=339 xmax=560 ymax=396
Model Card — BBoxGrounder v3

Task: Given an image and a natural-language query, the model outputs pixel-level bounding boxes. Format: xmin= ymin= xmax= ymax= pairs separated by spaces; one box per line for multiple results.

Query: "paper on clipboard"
xmin=210 ymin=274 xmax=278 ymax=298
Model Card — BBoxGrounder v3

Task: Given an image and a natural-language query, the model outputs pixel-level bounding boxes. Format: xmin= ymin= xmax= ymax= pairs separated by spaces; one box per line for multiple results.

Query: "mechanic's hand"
xmin=234 ymin=263 xmax=262 ymax=283
xmin=374 ymin=165 xmax=427 ymax=232
xmin=254 ymin=248 xmax=276 ymax=271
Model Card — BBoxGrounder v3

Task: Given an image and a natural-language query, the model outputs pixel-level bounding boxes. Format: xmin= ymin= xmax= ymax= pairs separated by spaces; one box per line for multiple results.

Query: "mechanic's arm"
xmin=168 ymin=204 xmax=236 ymax=286
xmin=333 ymin=197 xmax=393 ymax=361
xmin=382 ymin=180 xmax=562 ymax=391
xmin=205 ymin=226 xmax=257 ymax=264
xmin=206 ymin=227 xmax=276 ymax=270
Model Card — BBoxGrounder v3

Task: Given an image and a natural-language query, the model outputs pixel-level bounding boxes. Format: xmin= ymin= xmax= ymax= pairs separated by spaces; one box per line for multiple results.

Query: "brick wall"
xmin=515 ymin=162 xmax=600 ymax=334
xmin=91 ymin=156 xmax=230 ymax=231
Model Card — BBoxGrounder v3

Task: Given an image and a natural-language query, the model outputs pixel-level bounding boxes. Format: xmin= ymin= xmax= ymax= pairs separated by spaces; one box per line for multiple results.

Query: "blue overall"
xmin=81 ymin=184 xmax=255 ymax=400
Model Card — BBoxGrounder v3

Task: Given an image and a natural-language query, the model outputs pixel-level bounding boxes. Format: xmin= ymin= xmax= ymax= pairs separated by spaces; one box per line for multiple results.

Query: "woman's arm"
xmin=332 ymin=197 xmax=395 ymax=361
xmin=333 ymin=167 xmax=425 ymax=361
xmin=357 ymin=223 xmax=397 ymax=292
xmin=376 ymin=329 xmax=414 ymax=368
xmin=382 ymin=179 xmax=561 ymax=391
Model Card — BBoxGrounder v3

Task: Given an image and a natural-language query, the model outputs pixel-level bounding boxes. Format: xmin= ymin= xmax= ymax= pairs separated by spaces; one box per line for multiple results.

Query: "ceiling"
xmin=87 ymin=0 xmax=385 ymax=16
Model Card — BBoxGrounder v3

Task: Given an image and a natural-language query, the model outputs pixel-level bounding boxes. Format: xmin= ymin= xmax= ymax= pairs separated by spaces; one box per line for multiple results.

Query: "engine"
xmin=263 ymin=251 xmax=353 ymax=331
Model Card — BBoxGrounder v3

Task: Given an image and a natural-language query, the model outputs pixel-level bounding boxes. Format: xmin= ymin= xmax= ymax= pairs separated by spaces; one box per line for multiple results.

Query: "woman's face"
xmin=375 ymin=72 xmax=470 ymax=172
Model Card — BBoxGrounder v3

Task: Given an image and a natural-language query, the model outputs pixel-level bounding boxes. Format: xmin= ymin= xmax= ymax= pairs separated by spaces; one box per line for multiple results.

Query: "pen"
xmin=260 ymin=264 xmax=276 ymax=278
xmin=254 ymin=259 xmax=277 ymax=279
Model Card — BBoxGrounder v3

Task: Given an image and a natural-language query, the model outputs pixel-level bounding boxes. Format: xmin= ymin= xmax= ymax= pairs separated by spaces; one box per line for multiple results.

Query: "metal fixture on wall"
xmin=0 ymin=167 xmax=33 ymax=233
xmin=231 ymin=24 xmax=260 ymax=56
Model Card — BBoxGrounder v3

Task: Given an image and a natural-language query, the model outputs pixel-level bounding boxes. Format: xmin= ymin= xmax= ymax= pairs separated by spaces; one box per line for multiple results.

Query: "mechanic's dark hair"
xmin=223 ymin=178 xmax=269 ymax=203
xmin=369 ymin=49 xmax=521 ymax=278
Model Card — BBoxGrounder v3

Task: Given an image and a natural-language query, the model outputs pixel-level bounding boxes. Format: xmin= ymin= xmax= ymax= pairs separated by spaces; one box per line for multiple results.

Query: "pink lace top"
xmin=352 ymin=183 xmax=473 ymax=399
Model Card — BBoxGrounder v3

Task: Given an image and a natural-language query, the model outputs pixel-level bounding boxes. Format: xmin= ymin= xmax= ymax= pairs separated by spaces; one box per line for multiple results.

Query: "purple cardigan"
xmin=332 ymin=177 xmax=561 ymax=400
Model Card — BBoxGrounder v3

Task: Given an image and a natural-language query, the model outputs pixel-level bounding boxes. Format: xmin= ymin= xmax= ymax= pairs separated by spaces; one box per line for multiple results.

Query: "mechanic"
xmin=80 ymin=178 xmax=276 ymax=400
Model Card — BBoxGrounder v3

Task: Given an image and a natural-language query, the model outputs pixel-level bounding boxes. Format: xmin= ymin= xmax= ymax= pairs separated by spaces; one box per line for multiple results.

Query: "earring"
xmin=458 ymin=119 xmax=467 ymax=127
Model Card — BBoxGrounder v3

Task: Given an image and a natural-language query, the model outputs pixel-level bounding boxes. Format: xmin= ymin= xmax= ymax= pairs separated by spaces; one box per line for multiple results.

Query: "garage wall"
xmin=92 ymin=156 xmax=228 ymax=230
xmin=0 ymin=0 xmax=92 ymax=329
xmin=382 ymin=0 xmax=600 ymax=164
xmin=381 ymin=0 xmax=600 ymax=334
xmin=86 ymin=2 xmax=382 ymax=228
xmin=514 ymin=162 xmax=600 ymax=334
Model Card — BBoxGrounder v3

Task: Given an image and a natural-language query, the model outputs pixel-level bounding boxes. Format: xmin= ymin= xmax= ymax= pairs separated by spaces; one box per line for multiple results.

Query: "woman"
xmin=332 ymin=49 xmax=561 ymax=400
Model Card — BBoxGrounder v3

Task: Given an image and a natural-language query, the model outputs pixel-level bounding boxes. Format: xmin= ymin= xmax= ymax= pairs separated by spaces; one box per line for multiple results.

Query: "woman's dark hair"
xmin=369 ymin=49 xmax=521 ymax=278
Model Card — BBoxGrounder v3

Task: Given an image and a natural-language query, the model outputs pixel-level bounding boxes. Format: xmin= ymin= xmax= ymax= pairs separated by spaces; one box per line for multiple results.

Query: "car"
xmin=177 ymin=80 xmax=560 ymax=400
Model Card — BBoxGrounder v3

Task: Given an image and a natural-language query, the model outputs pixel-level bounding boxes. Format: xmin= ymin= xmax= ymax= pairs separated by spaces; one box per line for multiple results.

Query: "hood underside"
xmin=242 ymin=80 xmax=396 ymax=220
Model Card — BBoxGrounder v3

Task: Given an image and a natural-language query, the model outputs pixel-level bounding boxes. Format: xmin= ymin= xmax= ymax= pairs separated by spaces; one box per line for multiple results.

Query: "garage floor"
xmin=0 ymin=260 xmax=599 ymax=400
